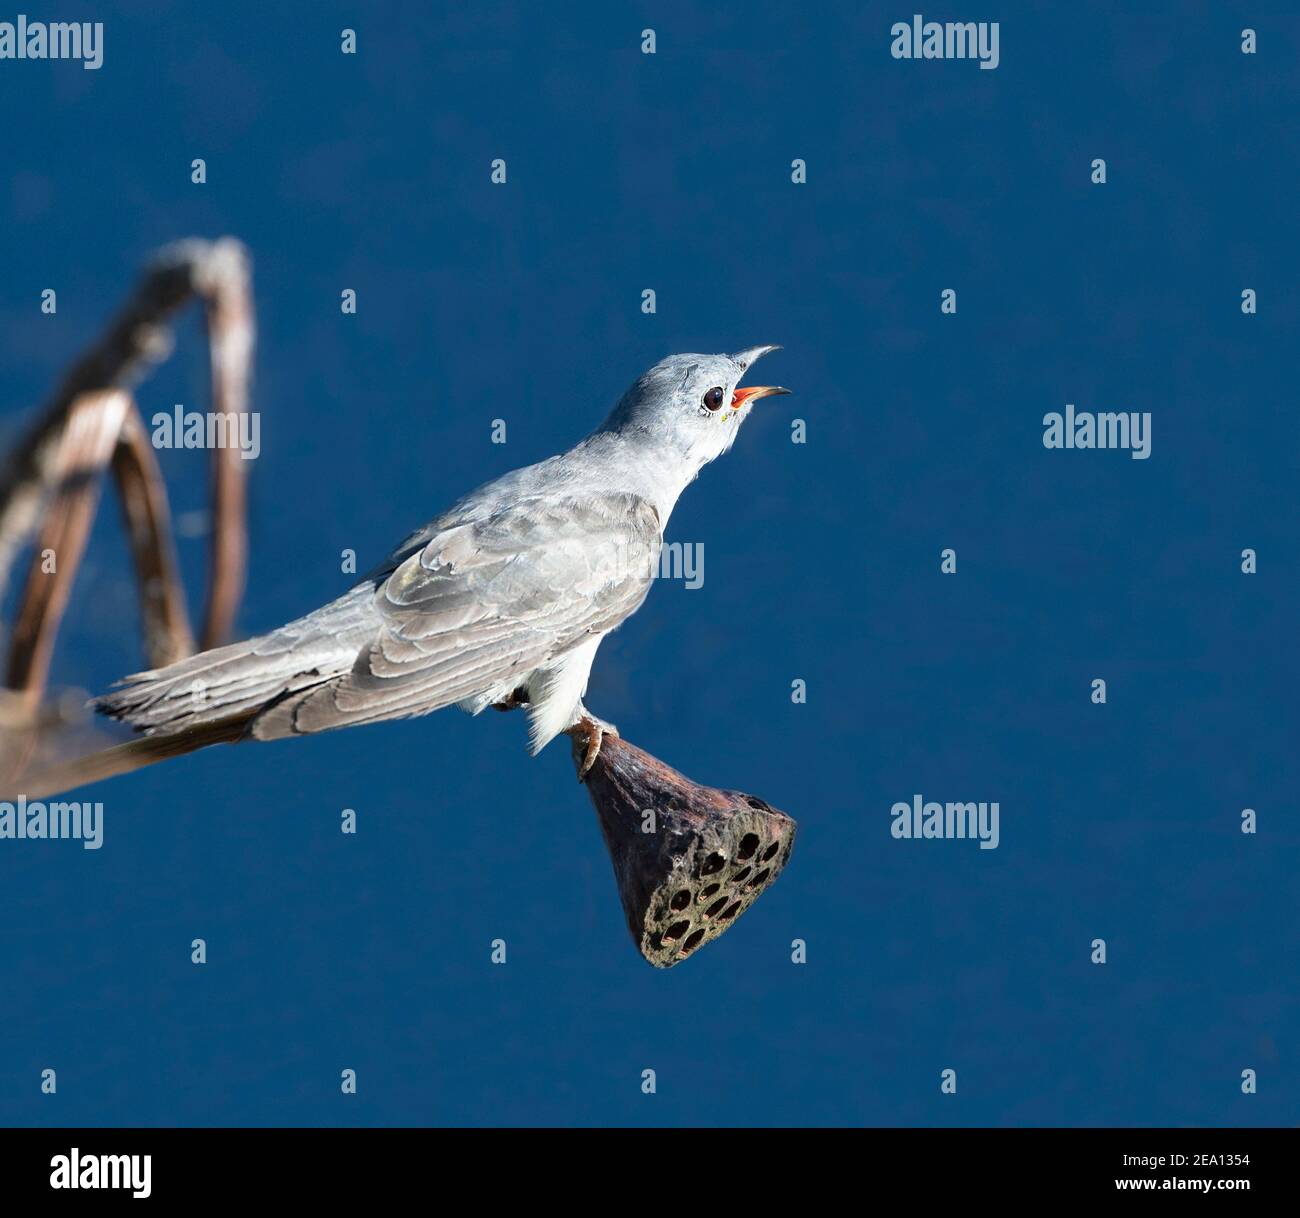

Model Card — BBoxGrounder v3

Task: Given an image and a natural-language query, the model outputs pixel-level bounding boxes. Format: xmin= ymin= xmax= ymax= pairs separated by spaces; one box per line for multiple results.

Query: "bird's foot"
xmin=567 ymin=712 xmax=619 ymax=782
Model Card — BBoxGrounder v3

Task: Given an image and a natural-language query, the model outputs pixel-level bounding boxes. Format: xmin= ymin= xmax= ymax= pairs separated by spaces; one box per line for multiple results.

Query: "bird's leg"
xmin=491 ymin=686 xmax=530 ymax=712
xmin=565 ymin=701 xmax=619 ymax=782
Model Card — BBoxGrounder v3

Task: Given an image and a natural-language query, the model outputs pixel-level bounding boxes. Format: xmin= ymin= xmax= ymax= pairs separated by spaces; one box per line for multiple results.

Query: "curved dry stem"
xmin=0 ymin=237 xmax=255 ymax=640
xmin=199 ymin=246 xmax=254 ymax=648
xmin=5 ymin=389 xmax=132 ymax=706
xmin=111 ymin=407 xmax=195 ymax=667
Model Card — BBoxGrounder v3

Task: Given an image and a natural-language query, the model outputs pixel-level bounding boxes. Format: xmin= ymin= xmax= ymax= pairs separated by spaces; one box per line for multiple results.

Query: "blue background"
xmin=1 ymin=1 xmax=1296 ymax=1126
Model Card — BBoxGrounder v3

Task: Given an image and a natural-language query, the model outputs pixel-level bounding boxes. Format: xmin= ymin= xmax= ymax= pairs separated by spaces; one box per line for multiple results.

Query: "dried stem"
xmin=110 ymin=407 xmax=195 ymax=667
xmin=0 ymin=238 xmax=254 ymax=719
xmin=200 ymin=247 xmax=254 ymax=648
xmin=5 ymin=389 xmax=132 ymax=706
xmin=0 ymin=239 xmax=249 ymax=603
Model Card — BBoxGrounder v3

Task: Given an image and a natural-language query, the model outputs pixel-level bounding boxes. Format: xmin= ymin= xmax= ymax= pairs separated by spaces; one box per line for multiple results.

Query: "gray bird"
xmin=92 ymin=346 xmax=789 ymax=780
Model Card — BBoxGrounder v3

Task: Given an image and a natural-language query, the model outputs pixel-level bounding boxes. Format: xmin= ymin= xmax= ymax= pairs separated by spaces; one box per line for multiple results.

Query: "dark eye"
xmin=703 ymin=386 xmax=725 ymax=411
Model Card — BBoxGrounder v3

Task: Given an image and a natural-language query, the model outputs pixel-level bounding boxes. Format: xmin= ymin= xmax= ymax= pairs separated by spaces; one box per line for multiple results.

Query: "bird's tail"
xmin=5 ymin=585 xmax=381 ymax=799
xmin=95 ymin=584 xmax=377 ymax=738
xmin=11 ymin=714 xmax=254 ymax=800
xmin=96 ymin=634 xmax=300 ymax=735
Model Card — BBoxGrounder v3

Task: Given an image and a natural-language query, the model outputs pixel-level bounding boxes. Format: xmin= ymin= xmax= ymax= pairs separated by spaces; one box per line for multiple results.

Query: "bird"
xmin=60 ymin=346 xmax=789 ymax=791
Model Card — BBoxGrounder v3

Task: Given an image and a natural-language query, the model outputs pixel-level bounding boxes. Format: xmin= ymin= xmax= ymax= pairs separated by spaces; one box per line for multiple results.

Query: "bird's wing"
xmin=252 ymin=491 xmax=661 ymax=737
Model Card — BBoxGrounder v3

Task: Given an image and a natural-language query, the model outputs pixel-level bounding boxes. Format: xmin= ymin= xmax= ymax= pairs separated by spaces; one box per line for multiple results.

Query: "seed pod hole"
xmin=663 ymin=920 xmax=690 ymax=943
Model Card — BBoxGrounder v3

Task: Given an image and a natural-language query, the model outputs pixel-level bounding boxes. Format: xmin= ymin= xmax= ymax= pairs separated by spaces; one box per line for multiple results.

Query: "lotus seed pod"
xmin=576 ymin=734 xmax=796 ymax=967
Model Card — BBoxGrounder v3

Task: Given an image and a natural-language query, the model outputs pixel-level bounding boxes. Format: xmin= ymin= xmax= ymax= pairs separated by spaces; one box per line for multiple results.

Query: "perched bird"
xmin=76 ymin=346 xmax=789 ymax=786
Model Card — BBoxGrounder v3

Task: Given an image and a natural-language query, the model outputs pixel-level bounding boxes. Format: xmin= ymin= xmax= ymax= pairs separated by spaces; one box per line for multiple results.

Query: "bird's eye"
xmin=703 ymin=386 xmax=725 ymax=411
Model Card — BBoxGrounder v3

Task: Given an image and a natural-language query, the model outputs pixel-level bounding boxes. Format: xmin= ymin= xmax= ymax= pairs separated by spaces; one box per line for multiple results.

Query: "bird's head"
xmin=602 ymin=345 xmax=789 ymax=469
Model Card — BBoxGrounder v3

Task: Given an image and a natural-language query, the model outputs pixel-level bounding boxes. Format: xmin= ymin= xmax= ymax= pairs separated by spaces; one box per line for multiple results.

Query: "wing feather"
xmin=251 ymin=492 xmax=659 ymax=739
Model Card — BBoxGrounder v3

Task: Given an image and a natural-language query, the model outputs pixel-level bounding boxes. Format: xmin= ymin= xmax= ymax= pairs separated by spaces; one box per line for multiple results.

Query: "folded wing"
xmin=249 ymin=491 xmax=661 ymax=738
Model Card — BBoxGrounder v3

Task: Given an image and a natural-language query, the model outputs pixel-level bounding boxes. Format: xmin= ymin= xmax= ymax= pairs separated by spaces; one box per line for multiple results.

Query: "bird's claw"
xmin=572 ymin=715 xmax=618 ymax=782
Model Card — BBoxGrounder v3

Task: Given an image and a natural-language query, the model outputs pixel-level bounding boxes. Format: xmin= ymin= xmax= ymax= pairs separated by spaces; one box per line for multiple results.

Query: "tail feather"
xmin=96 ymin=583 xmax=381 ymax=736
xmin=10 ymin=589 xmax=385 ymax=798
xmin=96 ymin=637 xmax=280 ymax=732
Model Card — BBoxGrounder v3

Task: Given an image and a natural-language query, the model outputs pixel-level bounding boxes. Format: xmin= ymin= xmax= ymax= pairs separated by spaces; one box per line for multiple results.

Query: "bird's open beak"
xmin=731 ymin=384 xmax=791 ymax=409
xmin=730 ymin=344 xmax=788 ymax=407
xmin=732 ymin=343 xmax=781 ymax=370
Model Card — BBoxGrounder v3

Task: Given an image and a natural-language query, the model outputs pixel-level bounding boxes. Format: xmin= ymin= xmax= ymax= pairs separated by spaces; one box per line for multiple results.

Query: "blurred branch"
xmin=5 ymin=389 xmax=131 ymax=707
xmin=111 ymin=407 xmax=195 ymax=667
xmin=200 ymin=245 xmax=254 ymax=649
xmin=0 ymin=237 xmax=254 ymax=729
xmin=0 ymin=239 xmax=251 ymax=604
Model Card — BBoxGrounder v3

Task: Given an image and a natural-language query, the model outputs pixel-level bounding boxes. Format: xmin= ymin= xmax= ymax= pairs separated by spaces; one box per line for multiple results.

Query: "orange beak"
xmin=731 ymin=385 xmax=791 ymax=409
